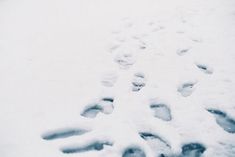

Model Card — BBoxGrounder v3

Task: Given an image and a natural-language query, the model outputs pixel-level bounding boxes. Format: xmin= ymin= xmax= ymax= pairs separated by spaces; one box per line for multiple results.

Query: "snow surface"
xmin=1 ymin=0 xmax=235 ymax=156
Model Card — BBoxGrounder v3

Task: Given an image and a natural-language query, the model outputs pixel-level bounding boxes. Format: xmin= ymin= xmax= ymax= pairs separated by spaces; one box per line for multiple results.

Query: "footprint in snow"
xmin=180 ymin=143 xmax=206 ymax=157
xmin=41 ymin=128 xmax=113 ymax=154
xmin=101 ymin=72 xmax=118 ymax=87
xmin=177 ymin=47 xmax=191 ymax=56
xmin=150 ymin=103 xmax=172 ymax=121
xmin=41 ymin=128 xmax=90 ymax=140
xmin=81 ymin=97 xmax=114 ymax=118
xmin=122 ymin=146 xmax=146 ymax=157
xmin=207 ymin=109 xmax=235 ymax=133
xmin=114 ymin=52 xmax=136 ymax=69
xmin=81 ymin=104 xmax=103 ymax=118
xmin=132 ymin=72 xmax=146 ymax=92
xmin=177 ymin=82 xmax=196 ymax=97
xmin=61 ymin=141 xmax=113 ymax=154
xmin=195 ymin=63 xmax=213 ymax=74
xmin=139 ymin=132 xmax=172 ymax=156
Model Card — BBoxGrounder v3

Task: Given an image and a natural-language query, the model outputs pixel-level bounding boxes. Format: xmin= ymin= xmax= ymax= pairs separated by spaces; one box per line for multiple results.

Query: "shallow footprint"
xmin=114 ymin=52 xmax=135 ymax=69
xmin=177 ymin=47 xmax=191 ymax=56
xmin=61 ymin=141 xmax=113 ymax=154
xmin=81 ymin=104 xmax=103 ymax=118
xmin=150 ymin=103 xmax=172 ymax=121
xmin=177 ymin=82 xmax=196 ymax=97
xmin=101 ymin=72 xmax=118 ymax=87
xmin=122 ymin=146 xmax=146 ymax=157
xmin=207 ymin=109 xmax=235 ymax=133
xmin=132 ymin=72 xmax=146 ymax=92
xmin=180 ymin=143 xmax=206 ymax=157
xmin=195 ymin=63 xmax=213 ymax=74
xmin=42 ymin=128 xmax=89 ymax=140
xmin=139 ymin=132 xmax=171 ymax=156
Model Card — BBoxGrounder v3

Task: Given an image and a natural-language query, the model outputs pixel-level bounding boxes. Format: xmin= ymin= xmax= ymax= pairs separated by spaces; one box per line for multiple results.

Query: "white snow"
xmin=1 ymin=0 xmax=235 ymax=156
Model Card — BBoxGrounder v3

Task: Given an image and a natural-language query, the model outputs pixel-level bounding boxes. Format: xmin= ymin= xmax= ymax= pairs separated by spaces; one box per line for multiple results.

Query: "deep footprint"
xmin=139 ymin=132 xmax=171 ymax=147
xmin=81 ymin=98 xmax=114 ymax=118
xmin=177 ymin=82 xmax=196 ymax=97
xmin=195 ymin=64 xmax=213 ymax=74
xmin=102 ymin=97 xmax=114 ymax=103
xmin=122 ymin=147 xmax=146 ymax=157
xmin=150 ymin=103 xmax=172 ymax=121
xmin=41 ymin=128 xmax=89 ymax=140
xmin=61 ymin=141 xmax=113 ymax=154
xmin=132 ymin=72 xmax=146 ymax=92
xmin=207 ymin=109 xmax=235 ymax=133
xmin=100 ymin=97 xmax=114 ymax=114
xmin=180 ymin=143 xmax=206 ymax=157
xmin=139 ymin=132 xmax=171 ymax=156
xmin=81 ymin=104 xmax=103 ymax=118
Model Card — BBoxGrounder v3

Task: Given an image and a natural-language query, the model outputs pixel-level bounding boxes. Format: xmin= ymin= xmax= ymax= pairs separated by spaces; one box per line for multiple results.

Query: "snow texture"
xmin=1 ymin=0 xmax=235 ymax=157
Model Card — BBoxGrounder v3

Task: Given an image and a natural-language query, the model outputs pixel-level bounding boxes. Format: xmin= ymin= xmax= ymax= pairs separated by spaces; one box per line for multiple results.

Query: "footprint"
xmin=176 ymin=47 xmax=191 ymax=56
xmin=152 ymin=26 xmax=165 ymax=32
xmin=195 ymin=64 xmax=213 ymax=74
xmin=102 ymin=97 xmax=114 ymax=102
xmin=101 ymin=72 xmax=118 ymax=87
xmin=207 ymin=109 xmax=235 ymax=133
xmin=41 ymin=128 xmax=89 ymax=140
xmin=150 ymin=103 xmax=172 ymax=121
xmin=110 ymin=44 xmax=121 ymax=52
xmin=100 ymin=97 xmax=114 ymax=114
xmin=81 ymin=104 xmax=103 ymax=118
xmin=81 ymin=97 xmax=114 ymax=118
xmin=132 ymin=73 xmax=146 ymax=92
xmin=122 ymin=146 xmax=146 ymax=157
xmin=139 ymin=132 xmax=171 ymax=156
xmin=61 ymin=141 xmax=113 ymax=154
xmin=180 ymin=143 xmax=206 ymax=157
xmin=177 ymin=82 xmax=196 ymax=97
xmin=114 ymin=53 xmax=135 ymax=69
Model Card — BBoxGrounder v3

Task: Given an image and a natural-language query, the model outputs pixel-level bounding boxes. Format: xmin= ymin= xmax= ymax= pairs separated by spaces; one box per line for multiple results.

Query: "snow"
xmin=1 ymin=0 xmax=235 ymax=156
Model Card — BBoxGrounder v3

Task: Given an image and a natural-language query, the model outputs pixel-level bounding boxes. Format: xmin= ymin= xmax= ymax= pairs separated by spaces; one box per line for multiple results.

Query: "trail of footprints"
xmin=41 ymin=18 xmax=235 ymax=156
